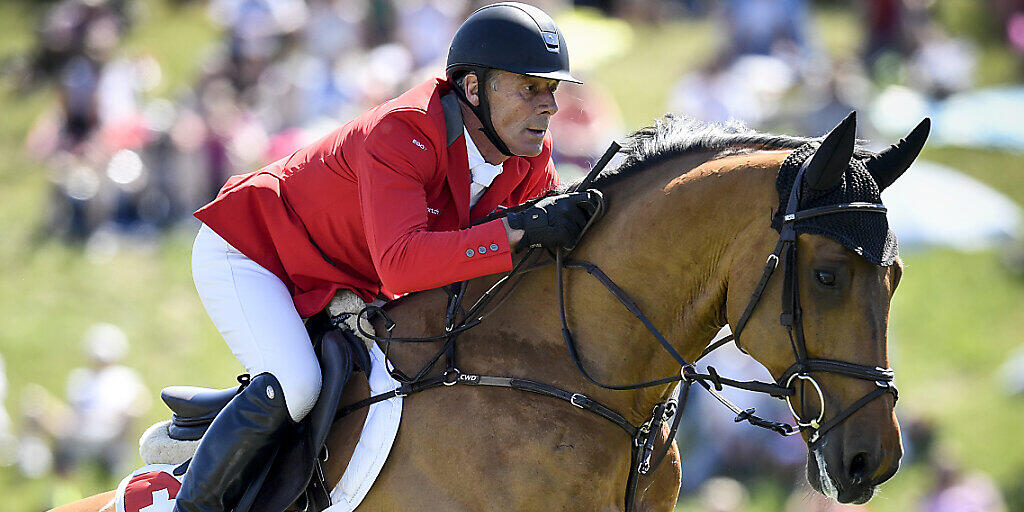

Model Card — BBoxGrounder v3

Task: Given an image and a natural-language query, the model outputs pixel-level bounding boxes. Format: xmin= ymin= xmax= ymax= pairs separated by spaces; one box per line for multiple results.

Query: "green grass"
xmin=881 ymin=249 xmax=1024 ymax=509
xmin=2 ymin=2 xmax=1024 ymax=511
xmin=0 ymin=1 xmax=226 ymax=509
xmin=590 ymin=18 xmax=718 ymax=130
xmin=120 ymin=0 xmax=220 ymax=97
xmin=923 ymin=145 xmax=1024 ymax=205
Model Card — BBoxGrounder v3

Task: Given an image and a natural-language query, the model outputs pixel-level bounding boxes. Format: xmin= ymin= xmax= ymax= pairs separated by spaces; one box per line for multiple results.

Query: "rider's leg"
xmin=190 ymin=224 xmax=322 ymax=422
xmin=173 ymin=372 xmax=288 ymax=512
xmin=174 ymin=224 xmax=322 ymax=512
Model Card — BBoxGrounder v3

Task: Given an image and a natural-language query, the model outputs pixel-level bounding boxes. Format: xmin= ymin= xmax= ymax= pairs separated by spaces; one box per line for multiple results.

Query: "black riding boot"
xmin=173 ymin=373 xmax=291 ymax=512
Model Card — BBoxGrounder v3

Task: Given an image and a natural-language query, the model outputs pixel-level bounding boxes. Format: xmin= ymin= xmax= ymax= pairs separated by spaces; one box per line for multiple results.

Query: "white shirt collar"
xmin=464 ymin=127 xmax=504 ymax=188
xmin=464 ymin=127 xmax=487 ymax=169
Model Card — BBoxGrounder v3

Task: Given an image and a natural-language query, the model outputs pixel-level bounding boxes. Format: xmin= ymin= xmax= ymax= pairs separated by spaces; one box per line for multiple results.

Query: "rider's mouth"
xmin=525 ymin=128 xmax=546 ymax=138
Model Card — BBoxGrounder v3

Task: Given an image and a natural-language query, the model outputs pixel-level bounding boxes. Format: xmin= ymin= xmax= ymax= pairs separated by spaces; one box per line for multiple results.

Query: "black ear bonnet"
xmin=772 ymin=142 xmax=898 ymax=266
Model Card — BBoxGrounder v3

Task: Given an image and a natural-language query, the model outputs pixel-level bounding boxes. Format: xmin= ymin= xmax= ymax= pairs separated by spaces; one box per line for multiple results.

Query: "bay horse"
xmin=52 ymin=112 xmax=927 ymax=512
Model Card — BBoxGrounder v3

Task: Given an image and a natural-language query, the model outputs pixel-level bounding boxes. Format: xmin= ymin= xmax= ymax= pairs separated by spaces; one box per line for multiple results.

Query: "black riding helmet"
xmin=446 ymin=2 xmax=581 ymax=157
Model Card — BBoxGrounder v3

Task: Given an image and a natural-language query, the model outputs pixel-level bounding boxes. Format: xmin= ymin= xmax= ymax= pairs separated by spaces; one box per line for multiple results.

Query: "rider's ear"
xmin=465 ymin=72 xmax=481 ymax=107
xmin=804 ymin=111 xmax=857 ymax=191
xmin=864 ymin=118 xmax=931 ymax=191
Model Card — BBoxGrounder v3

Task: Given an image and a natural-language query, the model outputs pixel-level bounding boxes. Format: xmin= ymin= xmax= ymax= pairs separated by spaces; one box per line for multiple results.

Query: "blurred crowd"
xmin=11 ymin=0 xmax=1024 ymax=510
xmin=19 ymin=0 xmax=1024 ymax=252
xmin=669 ymin=0 xmax=992 ymax=137
xmin=19 ymin=0 xmax=626 ymax=254
xmin=2 ymin=323 xmax=149 ymax=505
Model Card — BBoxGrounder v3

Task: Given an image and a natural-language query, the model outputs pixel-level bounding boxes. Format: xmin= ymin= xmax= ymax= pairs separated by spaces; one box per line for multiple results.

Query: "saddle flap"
xmin=244 ymin=328 xmax=355 ymax=512
xmin=161 ymin=385 xmax=238 ymax=420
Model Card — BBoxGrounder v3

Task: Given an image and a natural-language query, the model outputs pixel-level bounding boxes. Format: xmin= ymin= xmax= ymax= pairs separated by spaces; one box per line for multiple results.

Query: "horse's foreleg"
xmin=46 ymin=490 xmax=116 ymax=512
xmin=636 ymin=422 xmax=682 ymax=512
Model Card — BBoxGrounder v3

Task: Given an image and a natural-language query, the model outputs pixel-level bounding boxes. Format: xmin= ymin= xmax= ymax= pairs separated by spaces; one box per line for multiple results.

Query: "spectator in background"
xmin=719 ymin=0 xmax=810 ymax=59
xmin=55 ymin=323 xmax=150 ymax=478
xmin=862 ymin=0 xmax=912 ymax=73
xmin=996 ymin=0 xmax=1024 ymax=60
xmin=24 ymin=0 xmax=161 ymax=244
xmin=0 ymin=354 xmax=16 ymax=468
xmin=207 ymin=0 xmax=307 ymax=94
xmin=394 ymin=0 xmax=464 ymax=69
xmin=668 ymin=53 xmax=798 ymax=127
xmin=697 ymin=477 xmax=749 ymax=512
xmin=549 ymin=80 xmax=623 ymax=175
xmin=668 ymin=56 xmax=756 ymax=124
xmin=25 ymin=0 xmax=127 ymax=153
xmin=1000 ymin=345 xmax=1024 ymax=396
xmin=906 ymin=25 xmax=977 ymax=98
xmin=860 ymin=0 xmax=978 ymax=96
xmin=919 ymin=457 xmax=1007 ymax=512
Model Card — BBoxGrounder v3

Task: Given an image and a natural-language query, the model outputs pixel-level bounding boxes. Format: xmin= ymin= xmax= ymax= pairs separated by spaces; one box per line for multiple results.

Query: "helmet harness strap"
xmin=449 ymin=67 xmax=515 ymax=158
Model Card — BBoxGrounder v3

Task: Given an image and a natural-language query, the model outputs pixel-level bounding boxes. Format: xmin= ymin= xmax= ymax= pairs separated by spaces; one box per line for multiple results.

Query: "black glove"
xmin=507 ymin=191 xmax=599 ymax=251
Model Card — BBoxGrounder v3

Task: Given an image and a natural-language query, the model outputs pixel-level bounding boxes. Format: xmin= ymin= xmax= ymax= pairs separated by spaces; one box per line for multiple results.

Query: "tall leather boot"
xmin=173 ymin=373 xmax=291 ymax=512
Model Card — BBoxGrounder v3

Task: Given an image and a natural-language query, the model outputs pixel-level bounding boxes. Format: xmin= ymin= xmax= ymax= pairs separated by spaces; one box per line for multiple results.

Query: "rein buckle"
xmin=570 ymin=393 xmax=587 ymax=409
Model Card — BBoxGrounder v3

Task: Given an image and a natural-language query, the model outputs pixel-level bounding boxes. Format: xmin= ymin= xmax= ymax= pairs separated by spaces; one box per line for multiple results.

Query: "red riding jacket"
xmin=194 ymin=78 xmax=559 ymax=317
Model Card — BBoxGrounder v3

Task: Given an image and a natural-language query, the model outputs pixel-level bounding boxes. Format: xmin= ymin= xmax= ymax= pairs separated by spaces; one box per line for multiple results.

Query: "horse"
xmin=51 ymin=111 xmax=927 ymax=512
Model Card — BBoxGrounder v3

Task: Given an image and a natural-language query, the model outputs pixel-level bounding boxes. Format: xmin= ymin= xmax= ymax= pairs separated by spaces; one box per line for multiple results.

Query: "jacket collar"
xmin=441 ymin=91 xmax=471 ymax=227
xmin=442 ymin=91 xmax=463 ymax=147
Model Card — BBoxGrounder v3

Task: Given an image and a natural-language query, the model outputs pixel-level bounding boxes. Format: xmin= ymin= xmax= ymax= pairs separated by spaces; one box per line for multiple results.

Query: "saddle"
xmin=159 ymin=312 xmax=371 ymax=512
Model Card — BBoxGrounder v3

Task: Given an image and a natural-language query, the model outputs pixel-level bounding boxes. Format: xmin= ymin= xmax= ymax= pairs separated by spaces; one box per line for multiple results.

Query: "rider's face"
xmin=479 ymin=70 xmax=559 ymax=157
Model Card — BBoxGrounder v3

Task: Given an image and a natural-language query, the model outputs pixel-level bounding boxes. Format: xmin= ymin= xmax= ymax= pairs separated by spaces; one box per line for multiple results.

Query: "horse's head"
xmin=725 ymin=113 xmax=929 ymax=504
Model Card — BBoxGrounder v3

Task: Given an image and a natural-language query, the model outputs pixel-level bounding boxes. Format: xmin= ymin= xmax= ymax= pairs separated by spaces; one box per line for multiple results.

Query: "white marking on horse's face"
xmin=814 ymin=445 xmax=839 ymax=501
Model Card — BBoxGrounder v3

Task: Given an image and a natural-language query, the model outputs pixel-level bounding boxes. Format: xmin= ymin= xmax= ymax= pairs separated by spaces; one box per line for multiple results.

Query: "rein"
xmin=334 ymin=144 xmax=898 ymax=510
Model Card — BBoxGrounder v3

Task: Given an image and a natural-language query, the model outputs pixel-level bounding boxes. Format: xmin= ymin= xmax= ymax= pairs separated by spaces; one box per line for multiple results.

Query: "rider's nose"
xmin=538 ymin=91 xmax=557 ymax=116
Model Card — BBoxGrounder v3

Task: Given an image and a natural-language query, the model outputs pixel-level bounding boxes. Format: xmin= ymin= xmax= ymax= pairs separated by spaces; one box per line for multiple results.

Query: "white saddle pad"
xmin=325 ymin=341 xmax=403 ymax=511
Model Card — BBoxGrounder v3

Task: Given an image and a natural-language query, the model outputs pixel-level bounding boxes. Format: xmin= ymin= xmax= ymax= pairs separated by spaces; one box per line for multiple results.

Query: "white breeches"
xmin=191 ymin=224 xmax=321 ymax=422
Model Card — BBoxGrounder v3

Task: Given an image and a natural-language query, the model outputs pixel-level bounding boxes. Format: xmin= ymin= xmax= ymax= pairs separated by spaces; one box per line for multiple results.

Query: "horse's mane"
xmin=586 ymin=114 xmax=870 ymax=190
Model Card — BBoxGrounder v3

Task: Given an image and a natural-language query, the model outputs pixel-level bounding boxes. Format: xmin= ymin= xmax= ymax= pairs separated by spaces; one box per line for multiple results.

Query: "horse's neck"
xmin=380 ymin=151 xmax=784 ymax=424
xmin=463 ymin=151 xmax=784 ymax=422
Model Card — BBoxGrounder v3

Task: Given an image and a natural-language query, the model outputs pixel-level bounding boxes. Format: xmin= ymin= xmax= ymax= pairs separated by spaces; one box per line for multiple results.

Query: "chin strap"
xmin=449 ymin=72 xmax=514 ymax=157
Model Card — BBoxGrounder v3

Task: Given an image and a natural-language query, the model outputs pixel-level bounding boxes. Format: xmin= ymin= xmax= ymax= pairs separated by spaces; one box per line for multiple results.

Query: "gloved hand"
xmin=506 ymin=190 xmax=600 ymax=251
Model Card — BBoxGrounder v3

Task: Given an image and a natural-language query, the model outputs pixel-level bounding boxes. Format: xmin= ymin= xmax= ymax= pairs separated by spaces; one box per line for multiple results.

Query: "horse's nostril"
xmin=848 ymin=452 xmax=870 ymax=484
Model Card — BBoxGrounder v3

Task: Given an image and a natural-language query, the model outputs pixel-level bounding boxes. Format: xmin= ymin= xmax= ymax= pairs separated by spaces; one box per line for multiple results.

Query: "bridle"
xmin=699 ymin=154 xmax=899 ymax=447
xmin=334 ymin=143 xmax=899 ymax=511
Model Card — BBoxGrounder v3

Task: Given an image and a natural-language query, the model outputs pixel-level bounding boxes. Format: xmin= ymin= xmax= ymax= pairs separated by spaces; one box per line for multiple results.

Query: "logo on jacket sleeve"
xmin=426 ymin=207 xmax=439 ymax=215
xmin=412 ymin=139 xmax=426 ymax=150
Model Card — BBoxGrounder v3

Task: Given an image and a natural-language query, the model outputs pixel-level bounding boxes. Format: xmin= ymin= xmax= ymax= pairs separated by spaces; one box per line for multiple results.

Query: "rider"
xmin=175 ymin=3 xmax=595 ymax=511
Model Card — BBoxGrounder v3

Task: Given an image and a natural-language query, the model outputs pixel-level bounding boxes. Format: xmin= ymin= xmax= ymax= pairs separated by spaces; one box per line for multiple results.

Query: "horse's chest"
xmin=362 ymin=387 xmax=632 ymax=510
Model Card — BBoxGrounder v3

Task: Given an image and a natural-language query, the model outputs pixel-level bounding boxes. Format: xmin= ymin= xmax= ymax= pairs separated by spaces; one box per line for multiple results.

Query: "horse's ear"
xmin=804 ymin=111 xmax=857 ymax=191
xmin=864 ymin=118 xmax=930 ymax=191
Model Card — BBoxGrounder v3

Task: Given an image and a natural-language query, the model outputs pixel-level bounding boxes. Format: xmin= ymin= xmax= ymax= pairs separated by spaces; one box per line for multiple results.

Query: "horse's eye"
xmin=816 ymin=270 xmax=836 ymax=286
